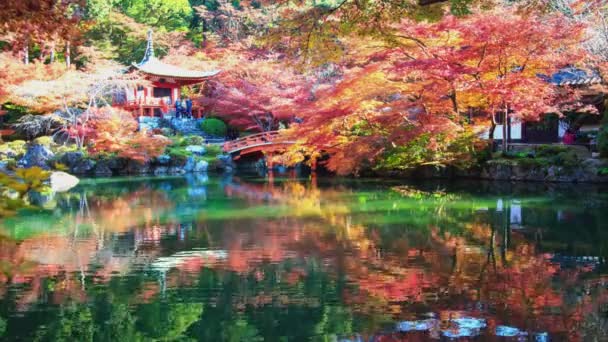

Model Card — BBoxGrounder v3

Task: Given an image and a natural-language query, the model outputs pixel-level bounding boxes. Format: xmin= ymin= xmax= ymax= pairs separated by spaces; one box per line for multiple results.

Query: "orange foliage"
xmin=285 ymin=7 xmax=591 ymax=174
xmin=86 ymin=108 xmax=171 ymax=162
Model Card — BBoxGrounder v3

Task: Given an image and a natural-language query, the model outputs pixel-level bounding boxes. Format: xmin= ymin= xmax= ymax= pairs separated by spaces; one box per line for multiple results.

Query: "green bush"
xmin=200 ymin=118 xmax=227 ymax=137
xmin=183 ymin=135 xmax=205 ymax=146
xmin=205 ymin=144 xmax=222 ymax=156
xmin=166 ymin=146 xmax=190 ymax=164
xmin=552 ymin=150 xmax=580 ymax=168
xmin=54 ymin=144 xmax=80 ymax=155
xmin=0 ymin=140 xmax=26 ymax=157
xmin=516 ymin=157 xmax=549 ymax=169
xmin=535 ymin=145 xmax=569 ymax=158
xmin=33 ymin=136 xmax=54 ymax=147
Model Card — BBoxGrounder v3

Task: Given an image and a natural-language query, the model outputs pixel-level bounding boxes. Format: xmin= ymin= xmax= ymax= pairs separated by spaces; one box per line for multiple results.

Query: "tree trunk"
xmin=501 ymin=105 xmax=508 ymax=154
xmin=201 ymin=21 xmax=207 ymax=49
xmin=50 ymin=41 xmax=56 ymax=63
xmin=65 ymin=41 xmax=71 ymax=68
xmin=488 ymin=117 xmax=496 ymax=152
xmin=23 ymin=43 xmax=29 ymax=65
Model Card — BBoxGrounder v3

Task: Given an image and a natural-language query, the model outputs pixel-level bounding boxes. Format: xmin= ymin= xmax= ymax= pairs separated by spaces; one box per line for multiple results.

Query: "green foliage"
xmin=136 ymin=302 xmax=203 ymax=340
xmin=0 ymin=103 xmax=32 ymax=125
xmin=535 ymin=145 xmax=570 ymax=158
xmin=200 ymin=118 xmax=227 ymax=137
xmin=32 ymin=302 xmax=94 ymax=342
xmin=183 ymin=135 xmax=205 ymax=145
xmin=33 ymin=136 xmax=54 ymax=147
xmin=167 ymin=146 xmax=190 ymax=164
xmin=54 ymin=144 xmax=80 ymax=155
xmin=553 ymin=150 xmax=580 ymax=168
xmin=450 ymin=0 xmax=474 ymax=16
xmin=205 ymin=144 xmax=222 ymax=156
xmin=0 ymin=167 xmax=51 ymax=217
xmin=491 ymin=144 xmax=582 ymax=170
xmin=379 ymin=131 xmax=479 ymax=171
xmin=0 ymin=140 xmax=26 ymax=159
xmin=118 ymin=0 xmax=193 ymax=31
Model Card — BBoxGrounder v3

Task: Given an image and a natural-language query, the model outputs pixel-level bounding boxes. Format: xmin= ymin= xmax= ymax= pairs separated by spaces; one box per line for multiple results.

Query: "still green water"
xmin=0 ymin=174 xmax=608 ymax=341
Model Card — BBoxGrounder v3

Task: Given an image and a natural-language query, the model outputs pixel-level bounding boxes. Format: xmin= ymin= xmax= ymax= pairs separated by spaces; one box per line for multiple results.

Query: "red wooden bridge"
xmin=222 ymin=131 xmax=295 ymax=160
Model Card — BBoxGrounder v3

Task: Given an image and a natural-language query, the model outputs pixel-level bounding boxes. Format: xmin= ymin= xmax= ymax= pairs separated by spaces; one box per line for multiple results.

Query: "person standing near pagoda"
xmin=185 ymin=97 xmax=193 ymax=119
xmin=175 ymin=98 xmax=183 ymax=118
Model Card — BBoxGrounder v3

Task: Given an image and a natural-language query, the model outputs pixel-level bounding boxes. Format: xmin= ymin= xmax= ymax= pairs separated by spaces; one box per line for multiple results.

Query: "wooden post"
xmin=49 ymin=41 xmax=56 ymax=63
xmin=65 ymin=41 xmax=71 ymax=68
xmin=267 ymin=154 xmax=274 ymax=182
xmin=502 ymin=104 xmax=509 ymax=153
xmin=23 ymin=43 xmax=29 ymax=65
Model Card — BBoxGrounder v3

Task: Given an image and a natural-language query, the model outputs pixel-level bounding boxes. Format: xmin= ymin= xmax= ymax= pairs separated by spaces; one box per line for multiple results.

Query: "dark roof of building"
xmin=547 ymin=67 xmax=603 ymax=86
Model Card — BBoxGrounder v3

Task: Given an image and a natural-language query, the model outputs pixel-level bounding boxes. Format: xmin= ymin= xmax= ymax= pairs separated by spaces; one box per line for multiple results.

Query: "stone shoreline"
xmin=375 ymin=158 xmax=608 ymax=183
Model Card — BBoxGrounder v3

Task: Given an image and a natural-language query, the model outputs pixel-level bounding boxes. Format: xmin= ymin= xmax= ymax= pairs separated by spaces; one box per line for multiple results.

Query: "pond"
xmin=0 ymin=174 xmax=607 ymax=340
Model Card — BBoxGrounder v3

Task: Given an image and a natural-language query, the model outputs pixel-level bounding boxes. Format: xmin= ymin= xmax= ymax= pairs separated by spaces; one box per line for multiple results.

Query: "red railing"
xmin=223 ymin=131 xmax=284 ymax=153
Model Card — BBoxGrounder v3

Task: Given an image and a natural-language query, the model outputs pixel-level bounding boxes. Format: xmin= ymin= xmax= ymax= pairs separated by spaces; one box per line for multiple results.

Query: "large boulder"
xmin=107 ymin=157 xmax=128 ymax=173
xmin=153 ymin=166 xmax=169 ymax=175
xmin=59 ymin=151 xmax=85 ymax=167
xmin=72 ymin=159 xmax=96 ymax=174
xmin=168 ymin=166 xmax=186 ymax=175
xmin=194 ymin=160 xmax=209 ymax=172
xmin=94 ymin=160 xmax=113 ymax=176
xmin=214 ymin=154 xmax=235 ymax=172
xmin=58 ymin=151 xmax=96 ymax=175
xmin=126 ymin=160 xmax=151 ymax=174
xmin=156 ymin=154 xmax=171 ymax=165
xmin=18 ymin=144 xmax=54 ymax=169
xmin=185 ymin=145 xmax=206 ymax=155
xmin=50 ymin=171 xmax=79 ymax=192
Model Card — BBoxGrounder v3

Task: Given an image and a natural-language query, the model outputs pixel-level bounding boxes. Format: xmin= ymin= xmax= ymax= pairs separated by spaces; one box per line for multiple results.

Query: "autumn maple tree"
xmin=83 ymin=108 xmax=171 ymax=163
xmin=281 ymin=6 xmax=592 ymax=174
xmin=193 ymin=46 xmax=312 ymax=132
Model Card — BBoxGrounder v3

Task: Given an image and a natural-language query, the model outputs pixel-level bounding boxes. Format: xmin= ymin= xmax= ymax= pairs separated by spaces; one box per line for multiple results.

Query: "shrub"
xmin=33 ymin=136 xmax=54 ymax=147
xmin=183 ymin=135 xmax=205 ymax=145
xmin=0 ymin=140 xmax=26 ymax=156
xmin=205 ymin=144 xmax=222 ymax=156
xmin=552 ymin=150 xmax=579 ymax=168
xmin=166 ymin=146 xmax=190 ymax=164
xmin=535 ymin=145 xmax=569 ymax=158
xmin=200 ymin=118 xmax=227 ymax=137
xmin=54 ymin=144 xmax=80 ymax=155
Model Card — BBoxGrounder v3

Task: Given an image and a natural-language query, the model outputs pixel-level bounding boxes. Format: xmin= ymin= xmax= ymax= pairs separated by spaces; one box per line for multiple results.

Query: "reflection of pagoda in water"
xmin=113 ymin=30 xmax=220 ymax=118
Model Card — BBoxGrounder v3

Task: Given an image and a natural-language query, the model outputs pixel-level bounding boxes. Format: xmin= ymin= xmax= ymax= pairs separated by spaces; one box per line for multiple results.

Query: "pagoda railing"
xmin=114 ymin=99 xmax=205 ymax=118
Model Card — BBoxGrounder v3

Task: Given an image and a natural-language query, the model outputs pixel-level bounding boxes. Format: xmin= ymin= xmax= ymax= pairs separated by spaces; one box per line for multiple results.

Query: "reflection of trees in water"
xmin=0 ymin=178 xmax=607 ymax=339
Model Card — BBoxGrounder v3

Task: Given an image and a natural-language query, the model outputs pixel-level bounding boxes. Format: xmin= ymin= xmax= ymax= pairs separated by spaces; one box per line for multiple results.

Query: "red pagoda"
xmin=116 ymin=30 xmax=219 ymax=118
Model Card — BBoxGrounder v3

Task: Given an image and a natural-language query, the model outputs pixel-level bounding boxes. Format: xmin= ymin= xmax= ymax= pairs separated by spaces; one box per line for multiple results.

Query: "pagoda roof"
xmin=132 ymin=57 xmax=220 ymax=80
xmin=131 ymin=30 xmax=219 ymax=81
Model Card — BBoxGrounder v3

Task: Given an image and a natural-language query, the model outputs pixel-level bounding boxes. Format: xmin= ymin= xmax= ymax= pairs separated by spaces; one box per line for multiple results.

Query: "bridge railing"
xmin=223 ymin=131 xmax=282 ymax=153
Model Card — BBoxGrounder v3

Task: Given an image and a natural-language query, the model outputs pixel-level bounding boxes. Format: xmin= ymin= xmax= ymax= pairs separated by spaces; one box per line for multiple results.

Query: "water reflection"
xmin=0 ymin=176 xmax=607 ymax=340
